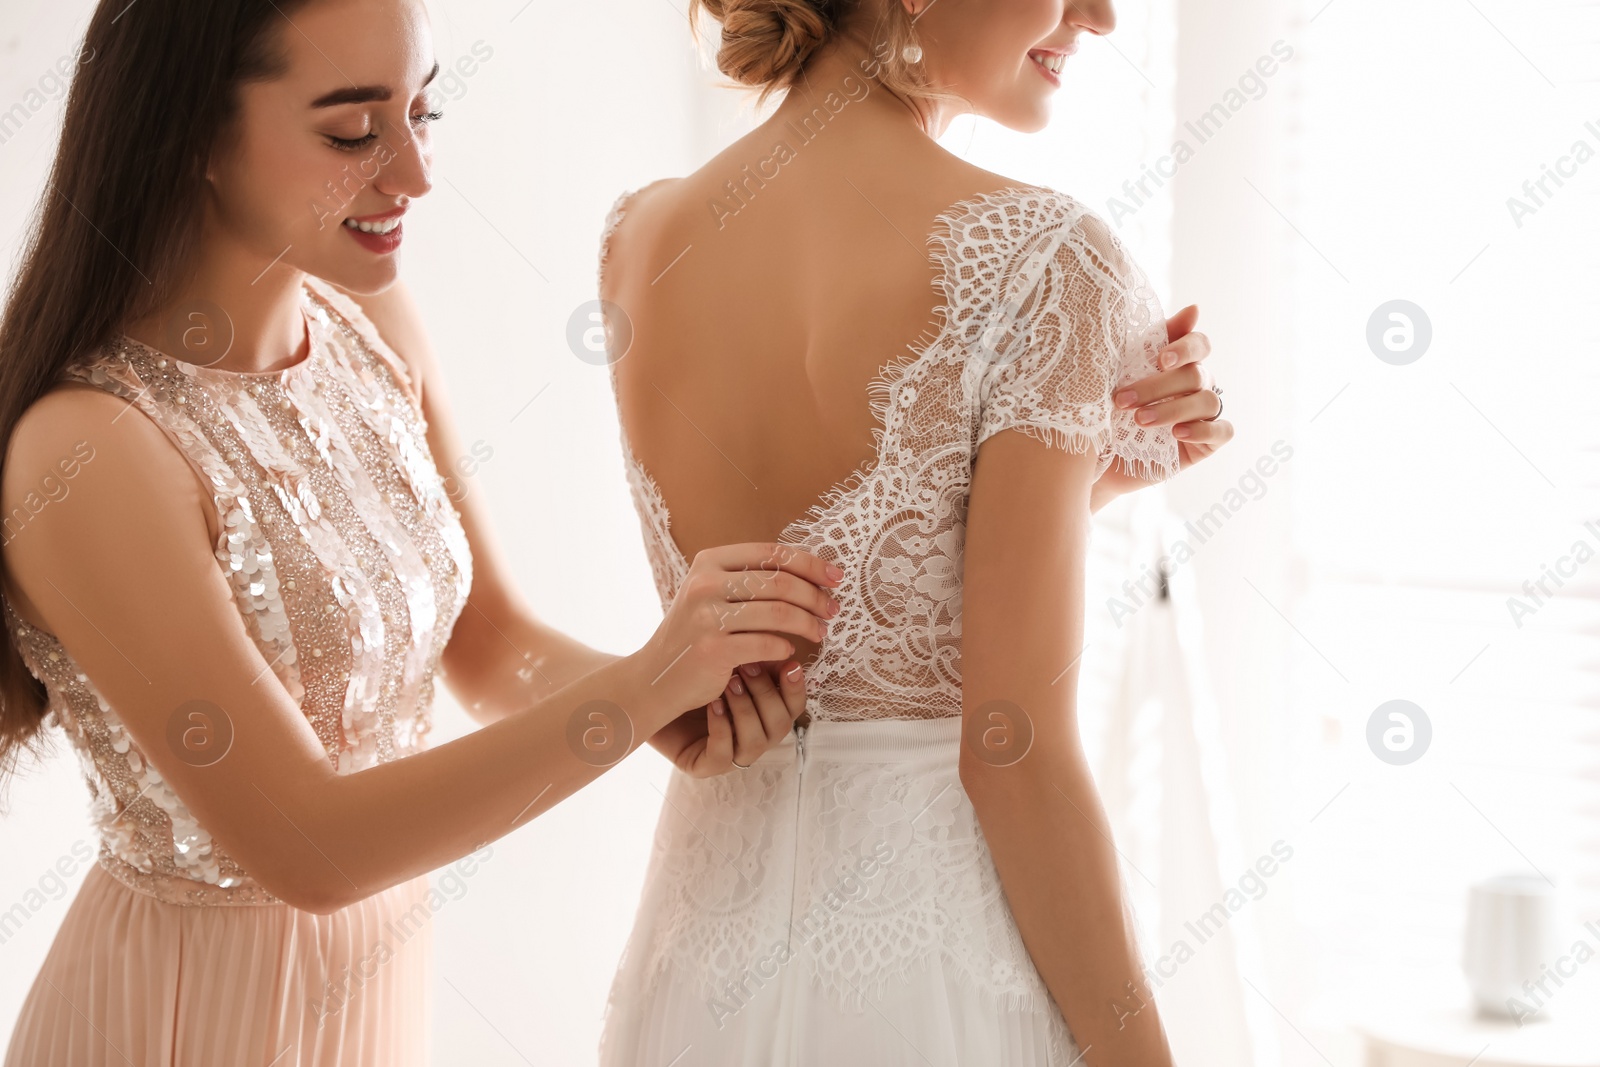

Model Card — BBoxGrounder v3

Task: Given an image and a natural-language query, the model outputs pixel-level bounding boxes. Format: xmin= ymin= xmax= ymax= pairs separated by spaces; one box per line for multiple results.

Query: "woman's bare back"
xmin=601 ymin=85 xmax=1014 ymax=662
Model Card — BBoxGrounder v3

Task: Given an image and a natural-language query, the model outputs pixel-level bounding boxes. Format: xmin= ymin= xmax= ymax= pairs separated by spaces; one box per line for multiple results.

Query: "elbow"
xmin=287 ymin=885 xmax=356 ymax=917
xmin=250 ymin=860 xmax=364 ymax=915
xmin=959 ymin=748 xmax=1033 ymax=813
xmin=272 ymin=879 xmax=360 ymax=916
xmin=959 ymin=734 xmax=1077 ymax=814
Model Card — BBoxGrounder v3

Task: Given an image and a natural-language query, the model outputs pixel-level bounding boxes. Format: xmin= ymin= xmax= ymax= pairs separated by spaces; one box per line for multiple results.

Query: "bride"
xmin=594 ymin=0 xmax=1233 ymax=1063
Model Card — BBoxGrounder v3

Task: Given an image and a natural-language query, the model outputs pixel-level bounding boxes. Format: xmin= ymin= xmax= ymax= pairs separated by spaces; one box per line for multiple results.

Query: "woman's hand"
xmin=651 ymin=659 xmax=809 ymax=777
xmin=1095 ymin=304 xmax=1234 ymax=508
xmin=634 ymin=543 xmax=840 ymax=728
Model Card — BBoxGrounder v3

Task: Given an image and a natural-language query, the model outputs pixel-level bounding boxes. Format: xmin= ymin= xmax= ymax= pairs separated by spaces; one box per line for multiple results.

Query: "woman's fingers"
xmin=1113 ymin=304 xmax=1211 ymax=409
xmin=1114 ymin=358 xmax=1208 ymax=411
xmin=718 ymin=599 xmax=831 ymax=644
xmin=677 ymin=659 xmax=809 ymax=778
xmin=1158 ymin=321 xmax=1210 ymax=372
xmin=1164 ymin=304 xmax=1201 ymax=350
xmin=776 ymin=660 xmax=807 ymax=719
xmin=735 ymin=661 xmax=793 ymax=744
xmin=701 ymin=543 xmax=844 ymax=594
xmin=1133 ymin=386 xmax=1222 ymax=428
xmin=716 ymin=564 xmax=841 ymax=626
xmin=657 ymin=545 xmax=833 ymax=715
xmin=700 ymin=696 xmax=734 ymax=766
xmin=1174 ymin=416 xmax=1234 ymax=446
xmin=722 ymin=669 xmax=769 ymax=766
xmin=718 ymin=660 xmax=809 ymax=772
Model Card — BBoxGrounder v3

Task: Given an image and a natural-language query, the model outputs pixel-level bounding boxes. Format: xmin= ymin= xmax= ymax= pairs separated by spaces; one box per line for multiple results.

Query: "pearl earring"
xmin=901 ymin=2 xmax=924 ymax=63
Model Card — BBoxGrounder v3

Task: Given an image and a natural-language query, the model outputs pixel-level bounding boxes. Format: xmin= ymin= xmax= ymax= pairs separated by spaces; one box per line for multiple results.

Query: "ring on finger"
xmin=1202 ymin=386 xmax=1224 ymax=422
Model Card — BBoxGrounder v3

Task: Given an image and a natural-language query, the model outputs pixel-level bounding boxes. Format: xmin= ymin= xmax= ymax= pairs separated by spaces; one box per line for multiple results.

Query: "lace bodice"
xmin=3 ymin=277 xmax=473 ymax=906
xmin=598 ymin=185 xmax=1178 ymax=722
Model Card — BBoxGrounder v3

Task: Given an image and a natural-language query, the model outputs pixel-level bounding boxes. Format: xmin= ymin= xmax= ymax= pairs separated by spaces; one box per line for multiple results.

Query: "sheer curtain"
xmin=1185 ymin=0 xmax=1600 ymax=1060
xmin=1277 ymin=0 xmax=1600 ymax=1044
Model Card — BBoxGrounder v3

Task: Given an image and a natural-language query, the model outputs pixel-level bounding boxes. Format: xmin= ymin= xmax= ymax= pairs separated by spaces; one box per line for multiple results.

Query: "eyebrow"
xmin=310 ymin=60 xmax=441 ymax=108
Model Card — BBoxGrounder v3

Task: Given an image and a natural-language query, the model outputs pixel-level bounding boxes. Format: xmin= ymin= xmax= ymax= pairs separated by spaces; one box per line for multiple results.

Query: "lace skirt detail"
xmin=3 ymin=864 xmax=432 ymax=1067
xmin=599 ymin=716 xmax=1079 ymax=1066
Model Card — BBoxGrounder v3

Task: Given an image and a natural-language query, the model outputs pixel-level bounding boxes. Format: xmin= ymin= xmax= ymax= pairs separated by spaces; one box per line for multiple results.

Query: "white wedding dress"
xmin=595 ymin=185 xmax=1181 ymax=1066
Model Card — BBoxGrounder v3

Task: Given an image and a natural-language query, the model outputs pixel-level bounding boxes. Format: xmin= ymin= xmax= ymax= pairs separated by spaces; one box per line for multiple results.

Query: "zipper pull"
xmin=794 ymin=721 xmax=808 ymax=771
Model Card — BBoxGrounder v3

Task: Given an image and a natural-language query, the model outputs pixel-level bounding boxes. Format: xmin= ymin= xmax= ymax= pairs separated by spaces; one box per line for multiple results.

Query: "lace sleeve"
xmin=970 ymin=199 xmax=1180 ymax=484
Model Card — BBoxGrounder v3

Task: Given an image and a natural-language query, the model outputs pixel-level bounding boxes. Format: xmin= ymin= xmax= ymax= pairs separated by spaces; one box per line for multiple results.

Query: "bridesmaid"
xmin=0 ymin=1 xmax=840 ymax=1064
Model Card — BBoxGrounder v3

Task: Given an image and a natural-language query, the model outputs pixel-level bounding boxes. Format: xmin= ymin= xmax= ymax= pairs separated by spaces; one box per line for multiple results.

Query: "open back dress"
xmin=595 ymin=185 xmax=1180 ymax=1066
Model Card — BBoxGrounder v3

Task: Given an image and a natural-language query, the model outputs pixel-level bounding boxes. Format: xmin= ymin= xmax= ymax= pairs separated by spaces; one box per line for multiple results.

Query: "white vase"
xmin=1462 ymin=873 xmax=1566 ymax=1022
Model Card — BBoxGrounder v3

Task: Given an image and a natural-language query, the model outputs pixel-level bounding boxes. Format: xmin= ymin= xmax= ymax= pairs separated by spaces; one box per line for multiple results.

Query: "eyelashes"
xmin=325 ymin=108 xmax=445 ymax=152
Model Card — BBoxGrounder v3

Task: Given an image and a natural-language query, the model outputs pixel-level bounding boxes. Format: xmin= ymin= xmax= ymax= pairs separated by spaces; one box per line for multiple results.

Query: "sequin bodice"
xmin=4 ymin=277 xmax=472 ymax=906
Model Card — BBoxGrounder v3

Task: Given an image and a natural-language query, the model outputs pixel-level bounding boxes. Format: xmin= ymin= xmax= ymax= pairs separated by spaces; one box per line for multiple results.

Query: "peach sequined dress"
xmin=2 ymin=277 xmax=472 ymax=1067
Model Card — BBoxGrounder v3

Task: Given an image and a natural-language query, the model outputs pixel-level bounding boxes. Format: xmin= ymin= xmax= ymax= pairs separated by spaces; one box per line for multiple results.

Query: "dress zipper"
xmin=783 ymin=719 xmax=809 ymax=955
xmin=782 ymin=718 xmax=809 ymax=1062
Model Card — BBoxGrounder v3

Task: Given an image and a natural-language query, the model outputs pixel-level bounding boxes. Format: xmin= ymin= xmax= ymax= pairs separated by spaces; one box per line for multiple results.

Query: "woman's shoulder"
xmin=12 ymin=375 xmax=132 ymax=452
xmin=906 ymin=168 xmax=1138 ymax=309
xmin=8 ymin=338 xmax=233 ymax=495
xmin=600 ymin=177 xmax=679 ymax=230
xmin=596 ymin=178 xmax=684 ymax=289
xmin=841 ymin=140 xmax=1124 ymax=269
xmin=605 ymin=177 xmax=682 ymax=223
xmin=4 ymin=375 xmax=204 ymax=569
xmin=925 ymin=174 xmax=1116 ymax=258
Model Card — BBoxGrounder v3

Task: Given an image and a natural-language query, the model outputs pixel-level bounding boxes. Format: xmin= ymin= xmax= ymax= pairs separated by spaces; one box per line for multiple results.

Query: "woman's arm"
xmin=960 ymin=428 xmax=1175 ymax=1066
xmin=1 ymin=385 xmax=837 ymax=915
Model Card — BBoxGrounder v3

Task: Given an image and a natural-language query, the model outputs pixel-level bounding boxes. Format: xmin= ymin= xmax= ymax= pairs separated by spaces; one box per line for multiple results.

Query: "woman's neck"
xmin=770 ymin=31 xmax=967 ymax=143
xmin=122 ymin=225 xmax=308 ymax=375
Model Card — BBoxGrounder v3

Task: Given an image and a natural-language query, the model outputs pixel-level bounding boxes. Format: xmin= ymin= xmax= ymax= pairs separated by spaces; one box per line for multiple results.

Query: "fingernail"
xmin=1136 ymin=408 xmax=1156 ymax=424
xmin=1114 ymin=389 xmax=1137 ymax=408
xmin=828 ymin=599 xmax=841 ymax=618
xmin=1174 ymin=425 xmax=1191 ymax=439
xmin=784 ymin=663 xmax=803 ymax=681
xmin=728 ymin=675 xmax=745 ymax=695
xmin=1159 ymin=353 xmax=1175 ymax=369
xmin=740 ymin=662 xmax=761 ymax=678
xmin=710 ymin=698 xmax=725 ymax=716
xmin=826 ymin=563 xmax=844 ymax=581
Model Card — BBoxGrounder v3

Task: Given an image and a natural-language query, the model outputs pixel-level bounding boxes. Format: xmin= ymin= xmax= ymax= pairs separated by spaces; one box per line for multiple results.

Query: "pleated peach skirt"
xmin=4 ymin=863 xmax=433 ymax=1067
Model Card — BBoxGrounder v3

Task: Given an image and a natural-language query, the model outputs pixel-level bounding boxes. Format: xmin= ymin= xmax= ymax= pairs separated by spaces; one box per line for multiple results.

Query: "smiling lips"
xmin=342 ymin=208 xmax=405 ymax=254
xmin=1029 ymin=47 xmax=1075 ymax=84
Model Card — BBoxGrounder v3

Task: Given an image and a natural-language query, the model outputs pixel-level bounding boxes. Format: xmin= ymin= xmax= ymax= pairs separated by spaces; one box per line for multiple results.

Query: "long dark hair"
xmin=0 ymin=0 xmax=312 ymax=782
